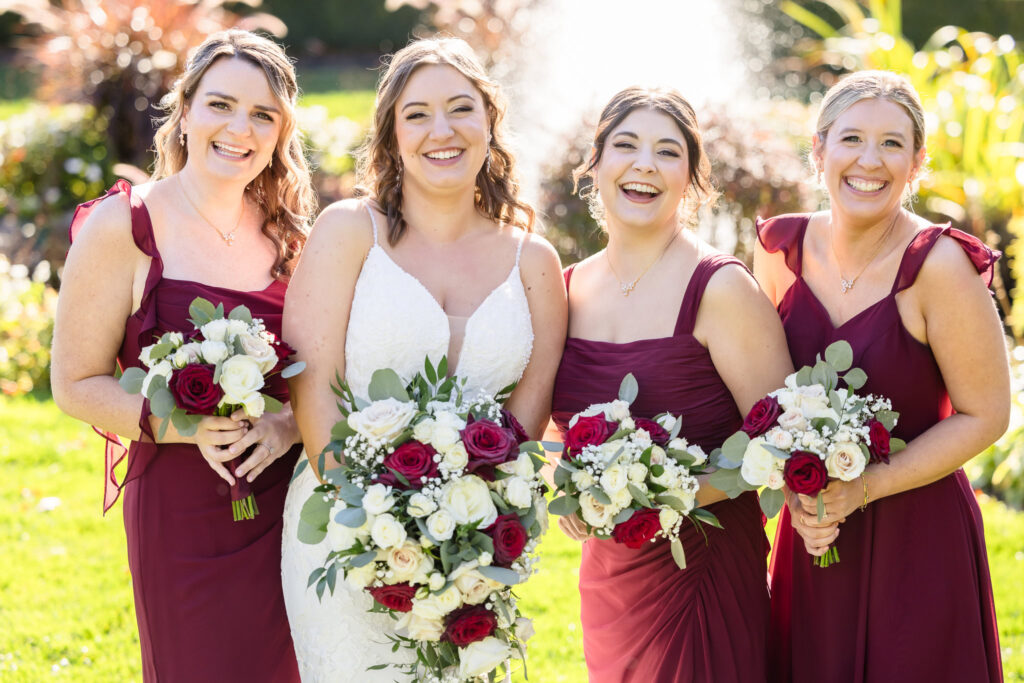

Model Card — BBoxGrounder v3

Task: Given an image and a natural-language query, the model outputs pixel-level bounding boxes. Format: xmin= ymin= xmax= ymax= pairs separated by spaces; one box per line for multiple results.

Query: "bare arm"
xmin=752 ymin=238 xmax=794 ymax=309
xmin=284 ymin=200 xmax=373 ymax=464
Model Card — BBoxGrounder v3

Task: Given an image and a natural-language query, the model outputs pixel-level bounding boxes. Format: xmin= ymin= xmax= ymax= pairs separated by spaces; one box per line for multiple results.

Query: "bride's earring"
xmin=179 ymin=128 xmax=186 ymax=147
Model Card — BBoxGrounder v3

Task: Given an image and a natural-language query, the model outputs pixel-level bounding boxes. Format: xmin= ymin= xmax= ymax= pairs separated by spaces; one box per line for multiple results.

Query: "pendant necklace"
xmin=606 ymin=229 xmax=681 ymax=297
xmin=177 ymin=175 xmax=244 ymax=247
xmin=830 ymin=210 xmax=900 ymax=294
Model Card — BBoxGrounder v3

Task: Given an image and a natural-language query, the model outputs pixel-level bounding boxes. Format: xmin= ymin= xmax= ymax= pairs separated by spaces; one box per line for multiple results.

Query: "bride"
xmin=280 ymin=37 xmax=567 ymax=681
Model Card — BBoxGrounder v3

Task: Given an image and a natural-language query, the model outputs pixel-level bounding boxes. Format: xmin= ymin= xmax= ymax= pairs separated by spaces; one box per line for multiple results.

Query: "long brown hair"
xmin=356 ymin=37 xmax=534 ymax=245
xmin=152 ymin=29 xmax=315 ymax=280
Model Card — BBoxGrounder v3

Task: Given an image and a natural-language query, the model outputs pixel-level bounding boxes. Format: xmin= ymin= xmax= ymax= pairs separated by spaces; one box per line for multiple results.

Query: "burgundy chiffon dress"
xmin=70 ymin=181 xmax=301 ymax=682
xmin=551 ymin=254 xmax=771 ymax=683
xmin=759 ymin=214 xmax=1003 ymax=683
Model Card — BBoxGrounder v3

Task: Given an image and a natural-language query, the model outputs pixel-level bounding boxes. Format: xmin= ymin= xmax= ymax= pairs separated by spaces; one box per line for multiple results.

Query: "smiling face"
xmin=180 ymin=57 xmax=282 ymax=183
xmin=594 ymin=107 xmax=690 ymax=232
xmin=393 ymin=64 xmax=490 ymax=195
xmin=814 ymin=97 xmax=924 ymax=224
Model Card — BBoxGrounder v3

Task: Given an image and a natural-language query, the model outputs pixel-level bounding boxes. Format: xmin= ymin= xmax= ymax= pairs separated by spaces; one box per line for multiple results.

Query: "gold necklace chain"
xmin=606 ymin=229 xmax=681 ymax=297
xmin=830 ymin=210 xmax=900 ymax=294
xmin=177 ymin=175 xmax=244 ymax=247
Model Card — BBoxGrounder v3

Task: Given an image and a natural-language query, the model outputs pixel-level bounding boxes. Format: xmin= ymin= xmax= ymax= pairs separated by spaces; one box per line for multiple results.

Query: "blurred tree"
xmin=261 ymin=0 xmax=421 ymax=55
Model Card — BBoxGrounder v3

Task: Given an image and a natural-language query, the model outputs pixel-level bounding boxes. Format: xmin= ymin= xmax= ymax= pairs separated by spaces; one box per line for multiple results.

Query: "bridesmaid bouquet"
xmin=119 ymin=296 xmax=304 ymax=520
xmin=548 ymin=374 xmax=718 ymax=570
xmin=297 ymin=357 xmax=548 ymax=682
xmin=709 ymin=340 xmax=903 ymax=566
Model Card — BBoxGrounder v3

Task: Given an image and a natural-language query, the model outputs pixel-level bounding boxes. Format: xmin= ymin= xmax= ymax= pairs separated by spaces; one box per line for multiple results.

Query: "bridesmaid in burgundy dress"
xmin=552 ymin=87 xmax=794 ymax=682
xmin=755 ymin=71 xmax=1008 ymax=683
xmin=51 ymin=31 xmax=314 ymax=681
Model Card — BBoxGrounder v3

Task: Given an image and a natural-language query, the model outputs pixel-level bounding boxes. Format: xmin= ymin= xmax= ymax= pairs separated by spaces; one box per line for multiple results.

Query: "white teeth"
xmin=426 ymin=149 xmax=461 ymax=160
xmin=621 ymin=182 xmax=660 ymax=194
xmin=845 ymin=177 xmax=885 ymax=192
xmin=213 ymin=142 xmax=249 ymax=157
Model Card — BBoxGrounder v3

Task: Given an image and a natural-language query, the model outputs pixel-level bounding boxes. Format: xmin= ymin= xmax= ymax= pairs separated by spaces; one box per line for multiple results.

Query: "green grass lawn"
xmin=2 ymin=395 xmax=1021 ymax=681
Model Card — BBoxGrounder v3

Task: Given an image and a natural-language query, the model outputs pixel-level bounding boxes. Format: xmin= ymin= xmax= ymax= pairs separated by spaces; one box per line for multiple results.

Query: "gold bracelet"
xmin=860 ymin=473 xmax=869 ymax=512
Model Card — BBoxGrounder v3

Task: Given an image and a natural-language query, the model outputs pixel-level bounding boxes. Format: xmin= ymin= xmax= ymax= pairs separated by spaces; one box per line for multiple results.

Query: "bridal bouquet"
xmin=547 ymin=374 xmax=718 ymax=570
xmin=119 ymin=296 xmax=304 ymax=520
xmin=297 ymin=357 xmax=548 ymax=682
xmin=709 ymin=340 xmax=903 ymax=566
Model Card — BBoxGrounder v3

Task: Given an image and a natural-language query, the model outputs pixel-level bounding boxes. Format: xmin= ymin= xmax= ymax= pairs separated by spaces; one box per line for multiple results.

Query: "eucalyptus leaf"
xmin=552 ymin=463 xmax=571 ymax=489
xmin=691 ymin=508 xmax=722 ymax=529
xmin=262 ymin=394 xmax=284 ymax=414
xmin=188 ymin=297 xmax=217 ymax=326
xmin=350 ymin=549 xmax=377 ymax=568
xmin=540 ymin=440 xmax=564 ymax=452
xmin=281 ymin=361 xmax=306 ymax=379
xmin=653 ymin=494 xmax=687 ymax=510
xmin=718 ymin=431 xmax=751 ymax=468
xmin=618 ymin=373 xmax=639 ymax=404
xmin=763 ymin=443 xmax=790 ymax=460
xmin=367 ymin=368 xmax=410 ymax=402
xmin=297 ymin=492 xmax=331 ymax=544
xmin=477 ymin=565 xmax=521 ymax=586
xmin=145 ymin=373 xmax=168 ymax=400
xmin=889 ymin=437 xmax=907 ymax=453
xmin=148 ymin=342 xmax=173 ymax=360
xmin=824 ymin=340 xmax=853 ymax=372
xmin=874 ymin=410 xmax=898 ymax=432
xmin=627 ymin=483 xmax=651 ymax=507
xmin=794 ymin=366 xmax=813 ymax=386
xmin=149 ymin=387 xmax=176 ymax=419
xmin=612 ymin=507 xmax=635 ymax=524
xmin=331 ymin=418 xmax=356 ymax=443
xmin=290 ymin=458 xmax=309 ymax=483
xmin=708 ymin=467 xmax=754 ymax=499
xmin=228 ymin=304 xmax=252 ymax=323
xmin=670 ymin=538 xmax=687 ymax=570
xmin=171 ymin=409 xmax=200 ymax=437
xmin=759 ymin=488 xmax=785 ymax=518
xmin=119 ymin=367 xmax=147 ymax=394
xmin=547 ymin=495 xmax=580 ymax=516
xmin=587 ymin=486 xmax=611 ymax=505
xmin=334 ymin=506 xmax=367 ymax=529
xmin=156 ymin=415 xmax=171 ymax=441
xmin=844 ymin=367 xmax=867 ymax=390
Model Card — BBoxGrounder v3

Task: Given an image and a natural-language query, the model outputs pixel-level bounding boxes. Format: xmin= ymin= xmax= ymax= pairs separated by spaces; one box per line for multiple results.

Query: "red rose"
xmin=633 ymin=418 xmax=670 ymax=446
xmin=168 ymin=364 xmax=223 ymax=414
xmin=367 ymin=583 xmax=416 ymax=612
xmin=442 ymin=605 xmax=497 ymax=647
xmin=742 ymin=395 xmax=781 ymax=437
xmin=783 ymin=451 xmax=828 ymax=495
xmin=376 ymin=440 xmax=439 ymax=489
xmin=611 ymin=507 xmax=662 ymax=549
xmin=564 ymin=415 xmax=617 ymax=459
xmin=501 ymin=408 xmax=530 ymax=445
xmin=485 ymin=513 xmax=529 ymax=566
xmin=867 ymin=419 xmax=891 ymax=464
xmin=462 ymin=416 xmax=518 ymax=477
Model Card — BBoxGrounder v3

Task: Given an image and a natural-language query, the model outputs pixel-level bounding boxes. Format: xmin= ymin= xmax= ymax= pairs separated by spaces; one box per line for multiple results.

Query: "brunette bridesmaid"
xmin=552 ymin=87 xmax=793 ymax=682
xmin=51 ymin=31 xmax=314 ymax=680
xmin=755 ymin=71 xmax=1008 ymax=683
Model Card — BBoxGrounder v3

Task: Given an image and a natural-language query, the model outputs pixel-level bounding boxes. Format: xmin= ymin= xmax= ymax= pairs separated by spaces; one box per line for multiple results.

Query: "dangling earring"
xmin=268 ymin=154 xmax=273 ymax=170
xmin=179 ymin=128 xmax=186 ymax=146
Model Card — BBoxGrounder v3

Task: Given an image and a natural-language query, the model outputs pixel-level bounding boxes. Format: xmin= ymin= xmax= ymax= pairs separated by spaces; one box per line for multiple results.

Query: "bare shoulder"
xmin=307 ymin=198 xmax=376 ymax=256
xmin=69 ymin=189 xmax=138 ymax=257
xmin=916 ymin=230 xmax=985 ymax=287
xmin=702 ymin=255 xmax=765 ymax=311
xmin=517 ymin=230 xmax=562 ymax=275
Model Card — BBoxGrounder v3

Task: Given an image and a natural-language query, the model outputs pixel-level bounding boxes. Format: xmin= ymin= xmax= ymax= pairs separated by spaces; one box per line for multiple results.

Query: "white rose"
xmin=571 ymin=470 xmax=595 ymax=490
xmin=659 ymin=507 xmax=681 ymax=532
xmin=501 ymin=452 xmax=535 ymax=480
xmin=387 ymin=542 xmax=431 ymax=583
xmin=428 ymin=572 xmax=445 ymax=591
xmin=607 ymin=400 xmax=630 ymax=421
xmin=651 ymin=465 xmax=680 ymax=489
xmin=345 ymin=560 xmax=378 ymax=590
xmin=599 ymin=464 xmax=629 ymax=494
xmin=362 ymin=484 xmax=396 ymax=515
xmin=413 ymin=418 xmax=435 ymax=443
xmin=370 ymin=513 xmax=407 ymax=549
xmin=579 ymin=491 xmax=614 ymax=528
xmin=141 ymin=360 xmax=173 ymax=396
xmin=224 ymin=319 xmax=249 ymax=340
xmin=665 ymin=486 xmax=696 ymax=513
xmin=778 ymin=409 xmax=808 ymax=432
xmin=740 ymin=437 xmax=776 ymax=487
xmin=429 ymin=411 xmax=465 ymax=450
xmin=426 ymin=510 xmax=456 ymax=541
xmin=138 ymin=344 xmax=159 ymax=368
xmin=656 ymin=414 xmax=678 ymax=432
xmin=171 ymin=342 xmax=202 ymax=369
xmin=218 ymin=355 xmax=265 ymax=404
xmin=668 ymin=437 xmax=689 ymax=452
xmin=459 ymin=637 xmax=513 ymax=679
xmin=348 ymin=398 xmax=416 ymax=443
xmin=200 ymin=319 xmax=229 ymax=342
xmin=440 ymin=441 xmax=469 ymax=471
xmin=166 ymin=331 xmax=184 ymax=346
xmin=200 ymin=340 xmax=229 ymax=364
xmin=396 ymin=612 xmax=444 ymax=642
xmin=439 ymin=476 xmax=498 ymax=527
xmin=241 ymin=392 xmax=266 ymax=418
xmin=611 ymin=486 xmax=633 ymax=509
xmin=627 ymin=463 xmax=648 ymax=483
xmin=504 ymin=477 xmax=533 ymax=509
xmin=766 ymin=427 xmax=795 ymax=451
xmin=515 ymin=617 xmax=535 ymax=642
xmin=766 ymin=470 xmax=785 ymax=490
xmin=826 ymin=442 xmax=866 ymax=481
xmin=407 ymin=492 xmax=436 ymax=517
xmin=620 ymin=417 xmax=635 ymax=430
xmin=686 ymin=445 xmax=708 ymax=466
xmin=454 ymin=568 xmax=500 ymax=605
xmin=238 ymin=331 xmax=278 ymax=374
xmin=411 ymin=586 xmax=462 ymax=621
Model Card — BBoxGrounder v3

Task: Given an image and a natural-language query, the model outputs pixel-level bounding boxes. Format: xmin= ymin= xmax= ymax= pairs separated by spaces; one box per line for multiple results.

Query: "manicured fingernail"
xmin=247 ymin=475 xmax=254 ymax=482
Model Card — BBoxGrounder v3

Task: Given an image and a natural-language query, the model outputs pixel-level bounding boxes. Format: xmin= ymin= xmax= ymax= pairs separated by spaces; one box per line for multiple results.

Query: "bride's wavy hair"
xmin=355 ymin=36 xmax=535 ymax=245
xmin=152 ymin=29 xmax=315 ymax=280
xmin=572 ymin=86 xmax=718 ymax=228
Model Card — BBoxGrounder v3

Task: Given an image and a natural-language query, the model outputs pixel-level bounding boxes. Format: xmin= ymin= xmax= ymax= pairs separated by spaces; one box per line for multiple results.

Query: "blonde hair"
xmin=572 ymin=86 xmax=717 ymax=228
xmin=152 ymin=29 xmax=315 ymax=280
xmin=355 ymin=36 xmax=534 ymax=245
xmin=816 ymin=70 xmax=925 ymax=153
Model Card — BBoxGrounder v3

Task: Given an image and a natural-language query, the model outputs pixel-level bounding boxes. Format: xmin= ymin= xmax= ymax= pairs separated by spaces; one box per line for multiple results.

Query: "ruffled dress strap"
xmin=756 ymin=213 xmax=811 ymax=277
xmin=69 ymin=180 xmax=164 ymax=513
xmin=891 ymin=224 xmax=1001 ymax=294
xmin=674 ymin=253 xmax=749 ymax=336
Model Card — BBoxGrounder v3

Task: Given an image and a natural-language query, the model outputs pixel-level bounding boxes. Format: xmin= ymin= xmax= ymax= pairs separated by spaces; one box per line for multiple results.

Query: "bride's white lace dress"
xmin=280 ymin=207 xmax=535 ymax=682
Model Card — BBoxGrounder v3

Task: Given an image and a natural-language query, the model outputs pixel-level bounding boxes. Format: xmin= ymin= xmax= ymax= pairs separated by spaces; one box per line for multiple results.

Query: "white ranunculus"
xmin=361 ymin=484 xmax=396 ymax=515
xmin=370 ymin=513 xmax=407 ymax=549
xmin=607 ymin=400 xmax=630 ymax=421
xmin=571 ymin=470 xmax=595 ymax=490
xmin=200 ymin=319 xmax=230 ymax=342
xmin=515 ymin=617 xmax=535 ymax=642
xmin=345 ymin=560 xmax=378 ymax=590
xmin=411 ymin=586 xmax=462 ymax=621
xmin=412 ymin=418 xmax=434 ymax=443
xmin=459 ymin=637 xmax=513 ymax=679
xmin=599 ymin=464 xmax=629 ymax=494
xmin=428 ymin=572 xmax=445 ymax=591
xmin=740 ymin=437 xmax=775 ymax=487
xmin=439 ymin=476 xmax=498 ymax=527
xmin=407 ymin=492 xmax=436 ymax=517
xmin=440 ymin=441 xmax=469 ymax=471
xmin=659 ymin=507 xmax=681 ymax=532
xmin=504 ymin=477 xmax=533 ymax=509
xmin=826 ymin=441 xmax=866 ymax=481
xmin=627 ymin=463 xmax=648 ymax=483
xmin=347 ymin=398 xmax=416 ymax=443
xmin=426 ymin=510 xmax=456 ymax=541
xmin=396 ymin=612 xmax=445 ymax=642
xmin=238 ymin=331 xmax=278 ymax=374
xmin=778 ymin=409 xmax=808 ymax=432
xmin=766 ymin=470 xmax=785 ymax=490
xmin=579 ymin=491 xmax=614 ymax=528
xmin=766 ymin=427 xmax=795 ymax=451
xmin=240 ymin=392 xmax=265 ymax=418
xmin=387 ymin=541 xmax=429 ymax=582
xmin=687 ymin=444 xmax=708 ymax=466
xmin=141 ymin=360 xmax=173 ymax=396
xmin=218 ymin=355 xmax=264 ymax=404
xmin=454 ymin=568 xmax=500 ymax=605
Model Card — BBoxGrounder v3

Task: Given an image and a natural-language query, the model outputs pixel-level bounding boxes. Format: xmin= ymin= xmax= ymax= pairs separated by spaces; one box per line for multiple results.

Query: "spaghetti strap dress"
xmin=759 ymin=213 xmax=1003 ymax=683
xmin=550 ymin=254 xmax=770 ymax=683
xmin=69 ymin=181 xmax=301 ymax=682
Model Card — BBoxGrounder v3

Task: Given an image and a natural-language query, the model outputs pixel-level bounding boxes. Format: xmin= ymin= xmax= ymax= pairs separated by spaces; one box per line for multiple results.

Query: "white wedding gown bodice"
xmin=281 ymin=206 xmax=534 ymax=682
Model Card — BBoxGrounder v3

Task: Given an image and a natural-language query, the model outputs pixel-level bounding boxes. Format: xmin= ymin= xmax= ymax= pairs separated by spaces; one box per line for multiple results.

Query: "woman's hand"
xmin=192 ymin=415 xmax=250 ymax=485
xmin=796 ymin=479 xmax=860 ymax=524
xmin=557 ymin=513 xmax=592 ymax=542
xmin=227 ymin=405 xmax=301 ymax=483
xmin=787 ymin=489 xmax=841 ymax=557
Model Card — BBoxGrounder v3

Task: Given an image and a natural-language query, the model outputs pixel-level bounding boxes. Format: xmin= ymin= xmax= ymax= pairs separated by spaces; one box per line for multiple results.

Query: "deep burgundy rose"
xmin=462 ymin=416 xmax=518 ymax=476
xmin=564 ymin=415 xmax=618 ymax=459
xmin=484 ymin=513 xmax=529 ymax=566
xmin=501 ymin=408 xmax=531 ymax=445
xmin=611 ymin=508 xmax=662 ymax=549
xmin=442 ymin=605 xmax=498 ymax=647
xmin=742 ymin=395 xmax=781 ymax=437
xmin=867 ymin=419 xmax=892 ymax=464
xmin=168 ymin=364 xmax=223 ymax=413
xmin=633 ymin=418 xmax=670 ymax=446
xmin=367 ymin=583 xmax=417 ymax=612
xmin=376 ymin=440 xmax=439 ymax=489
xmin=783 ymin=451 xmax=829 ymax=496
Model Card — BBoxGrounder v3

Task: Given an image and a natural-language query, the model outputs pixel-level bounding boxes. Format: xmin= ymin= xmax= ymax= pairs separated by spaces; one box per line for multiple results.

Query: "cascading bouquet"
xmin=119 ymin=296 xmax=304 ymax=520
xmin=709 ymin=340 xmax=903 ymax=567
xmin=296 ymin=357 xmax=548 ymax=682
xmin=547 ymin=374 xmax=718 ymax=570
